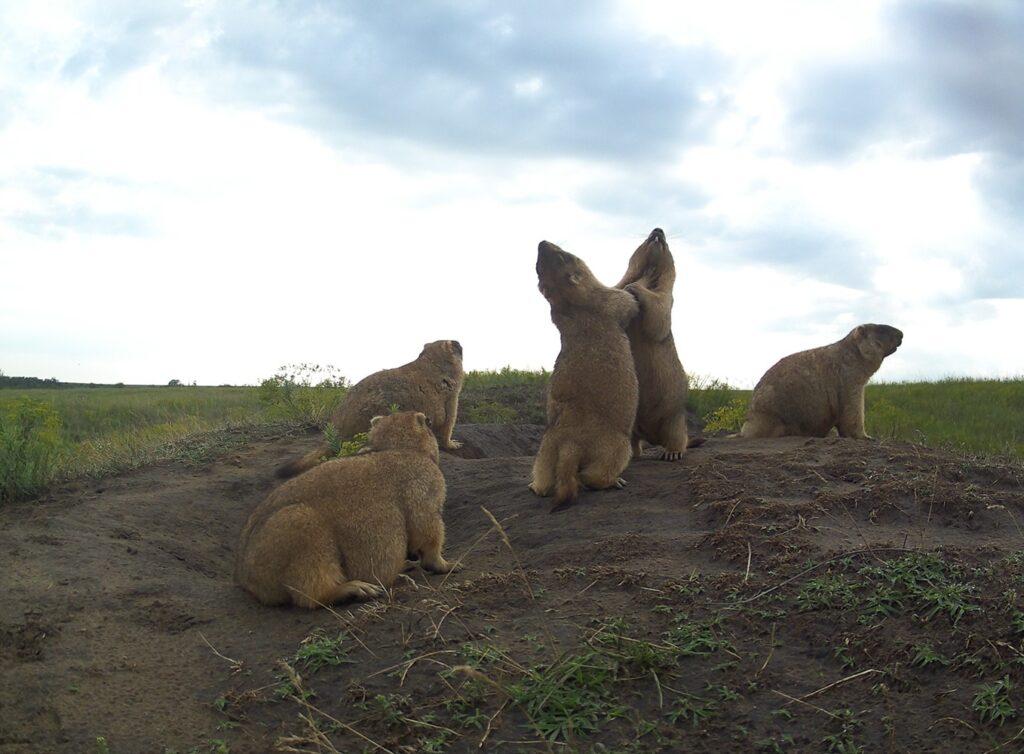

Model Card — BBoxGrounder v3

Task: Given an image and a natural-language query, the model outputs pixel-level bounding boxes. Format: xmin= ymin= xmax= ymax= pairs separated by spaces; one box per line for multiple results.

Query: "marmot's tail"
xmin=686 ymin=436 xmax=707 ymax=449
xmin=274 ymin=444 xmax=330 ymax=479
xmin=549 ymin=442 xmax=583 ymax=513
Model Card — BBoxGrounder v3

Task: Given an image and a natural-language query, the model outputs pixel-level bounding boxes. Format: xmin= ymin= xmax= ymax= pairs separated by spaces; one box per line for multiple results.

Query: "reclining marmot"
xmin=236 ymin=411 xmax=453 ymax=608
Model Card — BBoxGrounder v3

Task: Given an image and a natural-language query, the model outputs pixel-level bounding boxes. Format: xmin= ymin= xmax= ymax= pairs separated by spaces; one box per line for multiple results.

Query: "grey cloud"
xmin=785 ymin=1 xmax=1024 ymax=298
xmin=717 ymin=224 xmax=871 ymax=290
xmin=576 ymin=175 xmax=709 ymax=227
xmin=788 ymin=1 xmax=1024 ymax=161
xmin=202 ymin=1 xmax=725 ymax=163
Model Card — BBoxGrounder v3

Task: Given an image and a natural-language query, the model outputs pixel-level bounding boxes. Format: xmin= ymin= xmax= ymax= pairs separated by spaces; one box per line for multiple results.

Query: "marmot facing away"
xmin=236 ymin=411 xmax=453 ymax=608
xmin=741 ymin=324 xmax=904 ymax=439
xmin=276 ymin=340 xmax=464 ymax=478
xmin=530 ymin=240 xmax=640 ymax=511
xmin=616 ymin=228 xmax=692 ymax=461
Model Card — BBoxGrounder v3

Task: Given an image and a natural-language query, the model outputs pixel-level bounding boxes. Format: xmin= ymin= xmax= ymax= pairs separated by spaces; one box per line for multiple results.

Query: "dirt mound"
xmin=448 ymin=423 xmax=544 ymax=458
xmin=1 ymin=429 xmax=1022 ymax=753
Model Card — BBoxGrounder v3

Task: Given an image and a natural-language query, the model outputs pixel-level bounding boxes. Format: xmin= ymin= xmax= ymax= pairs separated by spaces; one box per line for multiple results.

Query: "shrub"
xmin=258 ymin=364 xmax=348 ymax=426
xmin=0 ymin=398 xmax=64 ymax=503
xmin=688 ymin=374 xmax=743 ymax=423
xmin=703 ymin=396 xmax=749 ymax=433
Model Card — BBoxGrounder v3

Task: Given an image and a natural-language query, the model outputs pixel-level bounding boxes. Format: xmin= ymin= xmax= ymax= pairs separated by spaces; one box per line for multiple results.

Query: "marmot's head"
xmin=536 ymin=241 xmax=603 ymax=310
xmin=419 ymin=340 xmax=463 ymax=368
xmin=617 ymin=228 xmax=675 ymax=290
xmin=848 ymin=324 xmax=903 ymax=363
xmin=368 ymin=411 xmax=439 ymax=463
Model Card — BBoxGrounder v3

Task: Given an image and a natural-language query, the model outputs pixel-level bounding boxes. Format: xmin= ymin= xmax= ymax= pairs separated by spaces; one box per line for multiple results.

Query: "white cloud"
xmin=1 ymin=0 xmax=1022 ymax=387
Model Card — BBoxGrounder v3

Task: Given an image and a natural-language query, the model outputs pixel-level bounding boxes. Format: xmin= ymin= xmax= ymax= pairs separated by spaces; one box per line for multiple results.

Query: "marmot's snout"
xmin=648 ymin=228 xmax=665 ymax=242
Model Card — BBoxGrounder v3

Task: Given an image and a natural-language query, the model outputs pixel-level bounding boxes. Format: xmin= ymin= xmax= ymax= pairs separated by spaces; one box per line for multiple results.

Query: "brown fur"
xmin=236 ymin=411 xmax=452 ymax=608
xmin=741 ymin=324 xmax=904 ymax=439
xmin=529 ymin=240 xmax=640 ymax=511
xmin=616 ymin=228 xmax=693 ymax=461
xmin=276 ymin=340 xmax=464 ymax=478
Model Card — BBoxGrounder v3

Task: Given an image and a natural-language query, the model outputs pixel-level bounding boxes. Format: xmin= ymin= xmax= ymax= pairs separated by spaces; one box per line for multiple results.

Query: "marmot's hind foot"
xmin=660 ymin=450 xmax=684 ymax=461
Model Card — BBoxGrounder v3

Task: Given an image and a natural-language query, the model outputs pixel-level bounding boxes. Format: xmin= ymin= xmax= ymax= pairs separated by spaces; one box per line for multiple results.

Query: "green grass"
xmin=4 ymin=371 xmax=1022 ymax=504
xmin=0 ymin=386 xmax=286 ymax=503
xmin=865 ymin=378 xmax=1024 ymax=457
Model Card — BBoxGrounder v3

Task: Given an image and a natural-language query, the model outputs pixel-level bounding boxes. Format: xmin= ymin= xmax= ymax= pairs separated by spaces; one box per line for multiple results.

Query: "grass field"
xmin=1 ymin=372 xmax=1021 ymax=504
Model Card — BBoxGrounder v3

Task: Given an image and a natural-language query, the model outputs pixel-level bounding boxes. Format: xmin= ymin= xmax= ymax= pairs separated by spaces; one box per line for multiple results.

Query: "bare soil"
xmin=2 ymin=425 xmax=1023 ymax=753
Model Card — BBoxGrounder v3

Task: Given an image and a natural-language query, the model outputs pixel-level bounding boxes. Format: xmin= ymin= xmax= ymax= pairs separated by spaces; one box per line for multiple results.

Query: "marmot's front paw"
xmin=426 ymin=558 xmax=458 ymax=574
xmin=446 ymin=439 xmax=463 ymax=450
xmin=614 ymin=477 xmax=628 ymax=489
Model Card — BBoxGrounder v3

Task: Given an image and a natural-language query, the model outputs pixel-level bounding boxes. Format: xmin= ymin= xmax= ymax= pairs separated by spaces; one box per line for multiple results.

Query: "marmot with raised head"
xmin=530 ymin=241 xmax=640 ymax=511
xmin=616 ymin=228 xmax=693 ymax=461
xmin=276 ymin=340 xmax=464 ymax=478
xmin=741 ymin=324 xmax=904 ymax=439
xmin=236 ymin=411 xmax=453 ymax=608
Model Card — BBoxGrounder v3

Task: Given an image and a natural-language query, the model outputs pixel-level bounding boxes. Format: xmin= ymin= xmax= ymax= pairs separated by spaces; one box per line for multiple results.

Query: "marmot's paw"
xmin=426 ymin=558 xmax=458 ymax=574
xmin=614 ymin=477 xmax=628 ymax=489
xmin=403 ymin=559 xmax=420 ymax=573
xmin=660 ymin=450 xmax=684 ymax=461
xmin=348 ymin=580 xmax=384 ymax=599
xmin=446 ymin=439 xmax=463 ymax=449
xmin=528 ymin=482 xmax=544 ymax=496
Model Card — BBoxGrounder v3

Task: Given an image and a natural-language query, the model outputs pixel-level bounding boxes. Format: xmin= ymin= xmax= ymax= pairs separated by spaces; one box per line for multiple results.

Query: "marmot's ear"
xmin=415 ymin=412 xmax=428 ymax=427
xmin=852 ymin=325 xmax=866 ymax=340
xmin=569 ymin=273 xmax=582 ymax=286
xmin=370 ymin=415 xmax=384 ymax=427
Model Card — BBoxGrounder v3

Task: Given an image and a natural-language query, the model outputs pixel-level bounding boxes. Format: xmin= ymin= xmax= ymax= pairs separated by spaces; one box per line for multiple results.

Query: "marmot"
xmin=530 ymin=240 xmax=640 ymax=511
xmin=236 ymin=411 xmax=453 ymax=608
xmin=615 ymin=228 xmax=693 ymax=460
xmin=276 ymin=340 xmax=464 ymax=478
xmin=740 ymin=324 xmax=904 ymax=439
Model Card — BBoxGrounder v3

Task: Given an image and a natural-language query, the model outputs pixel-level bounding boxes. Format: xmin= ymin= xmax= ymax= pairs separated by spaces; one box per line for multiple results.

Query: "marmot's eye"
xmin=425 ymin=417 xmax=432 ymax=427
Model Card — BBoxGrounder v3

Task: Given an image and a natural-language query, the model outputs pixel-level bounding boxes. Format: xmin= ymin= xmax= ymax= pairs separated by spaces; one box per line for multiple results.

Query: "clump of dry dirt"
xmin=1 ymin=426 xmax=1022 ymax=753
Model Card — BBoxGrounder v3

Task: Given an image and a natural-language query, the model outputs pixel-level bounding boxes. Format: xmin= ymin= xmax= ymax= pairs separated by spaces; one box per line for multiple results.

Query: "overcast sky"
xmin=2 ymin=0 xmax=1022 ymax=387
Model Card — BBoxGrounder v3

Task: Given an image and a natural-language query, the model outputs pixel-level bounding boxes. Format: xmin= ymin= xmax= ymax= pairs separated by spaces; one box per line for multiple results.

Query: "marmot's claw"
xmin=660 ymin=450 xmax=683 ymax=461
xmin=429 ymin=559 xmax=460 ymax=574
xmin=614 ymin=478 xmax=628 ymax=489
xmin=351 ymin=581 xmax=384 ymax=599
xmin=446 ymin=440 xmax=463 ymax=449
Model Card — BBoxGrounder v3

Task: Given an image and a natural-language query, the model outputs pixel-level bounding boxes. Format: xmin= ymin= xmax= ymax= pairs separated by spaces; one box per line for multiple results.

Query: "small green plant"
xmin=507 ymin=650 xmax=624 ymax=741
xmin=973 ymin=676 xmax=1017 ymax=726
xmin=910 ymin=643 xmax=949 ymax=669
xmin=0 ymin=397 xmax=64 ymax=504
xmin=821 ymin=709 xmax=862 ymax=753
xmin=95 ymin=737 xmax=111 ymax=754
xmin=324 ymin=424 xmax=369 ymax=458
xmin=665 ymin=694 xmax=717 ymax=727
xmin=665 ymin=614 xmax=734 ymax=656
xmin=702 ymin=396 xmax=749 ymax=434
xmin=293 ymin=631 xmax=352 ymax=672
xmin=859 ymin=553 xmax=978 ymax=625
xmin=796 ymin=574 xmax=856 ymax=611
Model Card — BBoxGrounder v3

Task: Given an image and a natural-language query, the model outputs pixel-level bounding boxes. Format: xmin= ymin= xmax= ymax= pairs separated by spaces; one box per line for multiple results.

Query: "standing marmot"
xmin=530 ymin=240 xmax=640 ymax=511
xmin=236 ymin=411 xmax=453 ymax=608
xmin=616 ymin=228 xmax=692 ymax=460
xmin=276 ymin=340 xmax=464 ymax=478
xmin=741 ymin=324 xmax=904 ymax=439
